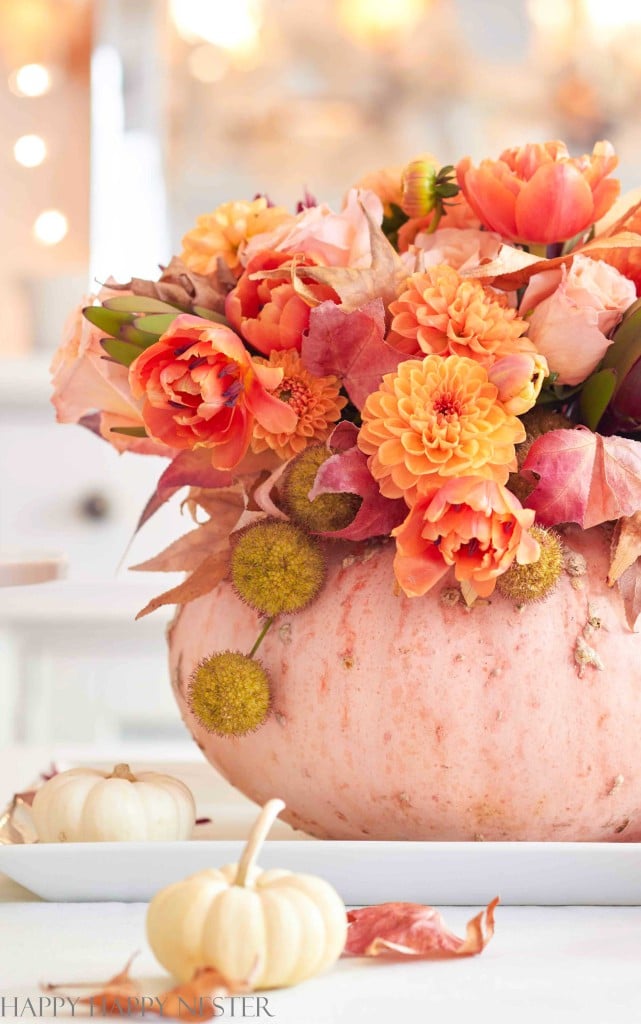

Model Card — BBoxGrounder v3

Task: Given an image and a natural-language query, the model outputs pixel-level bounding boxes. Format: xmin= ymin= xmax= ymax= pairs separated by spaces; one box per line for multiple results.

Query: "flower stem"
xmin=249 ymin=617 xmax=275 ymax=658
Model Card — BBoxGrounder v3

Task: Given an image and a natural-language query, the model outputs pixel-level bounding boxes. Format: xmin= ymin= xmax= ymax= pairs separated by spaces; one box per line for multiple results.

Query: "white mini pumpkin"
xmin=31 ymin=763 xmax=196 ymax=842
xmin=146 ymin=799 xmax=347 ymax=989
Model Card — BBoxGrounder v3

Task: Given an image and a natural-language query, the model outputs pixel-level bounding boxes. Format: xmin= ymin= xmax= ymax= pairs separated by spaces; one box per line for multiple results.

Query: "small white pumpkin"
xmin=31 ymin=763 xmax=196 ymax=843
xmin=146 ymin=799 xmax=347 ymax=989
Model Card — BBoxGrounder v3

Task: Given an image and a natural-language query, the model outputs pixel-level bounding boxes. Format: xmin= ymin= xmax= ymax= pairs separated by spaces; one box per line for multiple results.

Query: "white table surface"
xmin=1 ymin=747 xmax=641 ymax=1024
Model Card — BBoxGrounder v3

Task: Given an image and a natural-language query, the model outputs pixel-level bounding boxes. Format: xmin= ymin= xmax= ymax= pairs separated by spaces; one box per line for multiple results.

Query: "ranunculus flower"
xmin=488 ymin=352 xmax=548 ymax=416
xmin=393 ymin=477 xmax=540 ymax=599
xmin=520 ymin=254 xmax=636 ymax=386
xmin=358 ymin=353 xmax=526 ymax=506
xmin=408 ymin=227 xmax=503 ymax=274
xmin=180 ymin=197 xmax=292 ymax=276
xmin=388 ymin=264 xmax=532 ymax=364
xmin=456 ymin=140 xmax=620 ymax=244
xmin=129 ymin=315 xmax=297 ymax=471
xmin=241 ymin=188 xmax=383 ymax=269
xmin=226 ymin=250 xmax=338 ymax=355
xmin=50 ymin=295 xmax=168 ymax=457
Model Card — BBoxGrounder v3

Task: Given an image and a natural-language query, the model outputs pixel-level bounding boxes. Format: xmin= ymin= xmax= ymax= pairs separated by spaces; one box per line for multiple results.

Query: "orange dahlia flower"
xmin=226 ymin=250 xmax=338 ymax=356
xmin=358 ymin=354 xmax=526 ymax=505
xmin=393 ymin=476 xmax=540 ymax=599
xmin=388 ymin=264 xmax=532 ymax=365
xmin=456 ymin=140 xmax=620 ymax=244
xmin=129 ymin=315 xmax=296 ymax=471
xmin=180 ymin=198 xmax=292 ymax=276
xmin=251 ymin=348 xmax=346 ymax=460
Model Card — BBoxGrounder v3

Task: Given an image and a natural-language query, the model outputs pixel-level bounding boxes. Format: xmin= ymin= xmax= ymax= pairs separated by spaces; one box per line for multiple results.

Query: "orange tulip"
xmin=456 ymin=141 xmax=620 ymax=245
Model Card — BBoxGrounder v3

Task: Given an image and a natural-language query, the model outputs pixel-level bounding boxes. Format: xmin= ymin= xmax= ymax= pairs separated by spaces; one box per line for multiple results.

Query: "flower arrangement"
xmin=52 ymin=138 xmax=641 ymax=739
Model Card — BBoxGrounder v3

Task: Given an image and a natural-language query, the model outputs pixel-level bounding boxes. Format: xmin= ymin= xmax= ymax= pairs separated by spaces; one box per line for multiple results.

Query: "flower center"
xmin=432 ymin=391 xmax=463 ymax=419
xmin=278 ymin=375 xmax=312 ymax=417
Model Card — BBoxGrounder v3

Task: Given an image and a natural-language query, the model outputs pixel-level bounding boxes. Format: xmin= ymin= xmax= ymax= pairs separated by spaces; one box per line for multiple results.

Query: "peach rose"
xmin=408 ymin=227 xmax=503 ymax=274
xmin=242 ymin=188 xmax=383 ymax=269
xmin=50 ymin=296 xmax=168 ymax=457
xmin=129 ymin=315 xmax=297 ymax=471
xmin=457 ymin=140 xmax=620 ymax=244
xmin=393 ymin=476 xmax=540 ymax=599
xmin=521 ymin=254 xmax=636 ymax=386
xmin=226 ymin=250 xmax=338 ymax=355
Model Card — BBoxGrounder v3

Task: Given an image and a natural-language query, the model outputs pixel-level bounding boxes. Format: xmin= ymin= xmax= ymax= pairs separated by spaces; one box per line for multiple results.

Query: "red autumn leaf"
xmin=302 ymin=298 xmax=401 ymax=409
xmin=344 ymin=898 xmax=499 ymax=959
xmin=310 ymin=424 xmax=406 ymax=541
xmin=136 ymin=449 xmax=234 ymax=533
xmin=523 ymin=428 xmax=641 ymax=529
xmin=131 ymin=487 xmax=245 ymax=573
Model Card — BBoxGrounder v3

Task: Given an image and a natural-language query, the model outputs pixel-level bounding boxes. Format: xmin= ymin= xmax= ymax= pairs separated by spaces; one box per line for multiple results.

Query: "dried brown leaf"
xmin=112 ymin=256 xmax=236 ymax=315
xmin=135 ymin=548 xmax=230 ymax=619
xmin=131 ymin=489 xmax=245 ymax=573
xmin=608 ymin=512 xmax=641 ymax=585
xmin=617 ymin=561 xmax=641 ymax=632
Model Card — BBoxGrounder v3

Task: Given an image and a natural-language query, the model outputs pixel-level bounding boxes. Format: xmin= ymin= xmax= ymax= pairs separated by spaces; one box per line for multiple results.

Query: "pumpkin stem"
xmin=109 ymin=763 xmax=137 ymax=783
xmin=234 ymin=798 xmax=285 ymax=887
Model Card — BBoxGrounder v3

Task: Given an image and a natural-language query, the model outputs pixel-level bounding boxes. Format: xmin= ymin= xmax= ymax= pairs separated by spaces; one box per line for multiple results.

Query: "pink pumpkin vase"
xmin=168 ymin=525 xmax=641 ymax=841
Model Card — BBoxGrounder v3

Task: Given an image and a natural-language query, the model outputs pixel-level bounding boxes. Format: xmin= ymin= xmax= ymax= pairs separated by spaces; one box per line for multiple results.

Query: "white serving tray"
xmin=2 ymin=756 xmax=640 ymax=905
xmin=2 ymin=831 xmax=641 ymax=906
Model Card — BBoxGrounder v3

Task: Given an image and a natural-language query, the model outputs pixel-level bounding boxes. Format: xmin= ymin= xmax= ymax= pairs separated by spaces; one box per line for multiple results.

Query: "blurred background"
xmin=1 ymin=0 xmax=641 ymax=749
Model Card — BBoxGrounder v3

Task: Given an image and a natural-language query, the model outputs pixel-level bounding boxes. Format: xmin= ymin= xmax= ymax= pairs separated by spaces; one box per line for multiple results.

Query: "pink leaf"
xmin=310 ymin=424 xmax=406 ymax=541
xmin=617 ymin=561 xmax=641 ymax=631
xmin=523 ymin=428 xmax=641 ymax=528
xmin=344 ymin=898 xmax=498 ymax=959
xmin=302 ymin=299 xmax=401 ymax=409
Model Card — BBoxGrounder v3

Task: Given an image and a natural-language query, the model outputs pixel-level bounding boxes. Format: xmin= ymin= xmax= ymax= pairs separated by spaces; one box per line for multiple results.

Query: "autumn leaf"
xmin=255 ymin=205 xmax=408 ymax=313
xmin=131 ymin=488 xmax=245 ymax=573
xmin=109 ymin=256 xmax=236 ymax=317
xmin=465 ymin=232 xmax=641 ymax=292
xmin=310 ymin=423 xmax=406 ymax=541
xmin=135 ymin=450 xmax=234 ymax=534
xmin=344 ymin=898 xmax=498 ymax=959
xmin=158 ymin=965 xmax=255 ymax=1023
xmin=617 ymin=561 xmax=641 ymax=632
xmin=608 ymin=512 xmax=641 ymax=584
xmin=135 ymin=548 xmax=230 ymax=619
xmin=302 ymin=299 xmax=402 ymax=409
xmin=43 ymin=953 xmax=141 ymax=1014
xmin=522 ymin=427 xmax=641 ymax=529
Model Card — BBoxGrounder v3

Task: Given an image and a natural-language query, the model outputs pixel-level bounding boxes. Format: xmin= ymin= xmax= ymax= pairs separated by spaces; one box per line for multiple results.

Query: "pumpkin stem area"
xmin=108 ymin=763 xmax=137 ymax=783
xmin=234 ymin=798 xmax=285 ymax=887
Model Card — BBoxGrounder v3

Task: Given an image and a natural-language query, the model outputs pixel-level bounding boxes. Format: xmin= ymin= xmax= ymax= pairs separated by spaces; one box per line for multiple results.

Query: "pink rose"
xmin=50 ymin=293 xmax=169 ymax=457
xmin=242 ymin=188 xmax=383 ymax=269
xmin=521 ymin=254 xmax=636 ymax=385
xmin=409 ymin=227 xmax=503 ymax=274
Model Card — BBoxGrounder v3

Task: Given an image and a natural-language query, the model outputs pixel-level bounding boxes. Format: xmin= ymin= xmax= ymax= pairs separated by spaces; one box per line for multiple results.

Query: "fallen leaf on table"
xmin=344 ymin=897 xmax=498 ymax=959
xmin=43 ymin=956 xmax=256 ymax=1019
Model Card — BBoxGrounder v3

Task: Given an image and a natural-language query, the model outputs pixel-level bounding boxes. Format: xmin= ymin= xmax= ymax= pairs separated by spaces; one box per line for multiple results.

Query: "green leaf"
xmin=109 ymin=425 xmax=148 ymax=437
xmin=100 ymin=337 xmax=144 ymax=367
xmin=133 ymin=312 xmax=180 ymax=336
xmin=578 ymin=368 xmax=617 ymax=430
xmin=83 ymin=305 xmax=134 ymax=338
xmin=120 ymin=324 xmax=162 ymax=347
xmin=601 ymin=301 xmax=641 ymax=395
xmin=192 ymin=307 xmax=229 ymax=324
xmin=103 ymin=296 xmax=184 ymax=314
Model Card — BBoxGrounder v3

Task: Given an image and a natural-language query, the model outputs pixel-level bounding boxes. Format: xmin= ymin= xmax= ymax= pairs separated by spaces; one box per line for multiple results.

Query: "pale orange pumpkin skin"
xmin=168 ymin=526 xmax=641 ymax=841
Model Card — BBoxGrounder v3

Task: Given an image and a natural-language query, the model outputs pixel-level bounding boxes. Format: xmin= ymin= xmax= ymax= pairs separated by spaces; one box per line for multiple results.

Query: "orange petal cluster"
xmin=388 ymin=264 xmax=532 ymax=365
xmin=456 ymin=140 xmax=620 ymax=245
xmin=251 ymin=348 xmax=347 ymax=460
xmin=180 ymin=198 xmax=292 ymax=276
xmin=393 ymin=477 xmax=540 ymax=598
xmin=357 ymin=353 xmax=525 ymax=506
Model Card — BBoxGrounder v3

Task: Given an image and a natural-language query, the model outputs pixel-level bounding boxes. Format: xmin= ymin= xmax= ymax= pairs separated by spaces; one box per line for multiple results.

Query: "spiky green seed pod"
xmin=188 ymin=651 xmax=271 ymax=736
xmin=231 ymin=518 xmax=326 ymax=616
xmin=496 ymin=526 xmax=564 ymax=604
xmin=282 ymin=445 xmax=361 ymax=534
